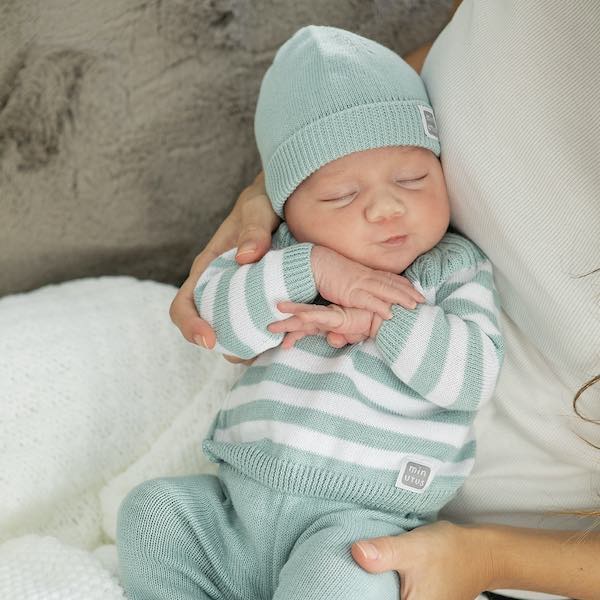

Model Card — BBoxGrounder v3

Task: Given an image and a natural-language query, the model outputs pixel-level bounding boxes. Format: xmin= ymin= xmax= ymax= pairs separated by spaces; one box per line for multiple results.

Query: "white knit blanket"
xmin=0 ymin=277 xmax=243 ymax=599
xmin=0 ymin=277 xmax=490 ymax=600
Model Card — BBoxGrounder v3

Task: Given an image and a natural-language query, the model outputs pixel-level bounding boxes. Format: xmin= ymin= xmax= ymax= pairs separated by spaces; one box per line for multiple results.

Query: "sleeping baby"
xmin=117 ymin=25 xmax=504 ymax=600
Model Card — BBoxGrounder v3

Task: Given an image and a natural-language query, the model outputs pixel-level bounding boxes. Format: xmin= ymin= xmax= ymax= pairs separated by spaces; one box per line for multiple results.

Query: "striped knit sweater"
xmin=194 ymin=223 xmax=504 ymax=513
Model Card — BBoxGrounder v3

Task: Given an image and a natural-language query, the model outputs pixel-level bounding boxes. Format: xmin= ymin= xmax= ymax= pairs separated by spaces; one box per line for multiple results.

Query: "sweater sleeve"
xmin=193 ymin=240 xmax=317 ymax=360
xmin=375 ymin=241 xmax=505 ymax=412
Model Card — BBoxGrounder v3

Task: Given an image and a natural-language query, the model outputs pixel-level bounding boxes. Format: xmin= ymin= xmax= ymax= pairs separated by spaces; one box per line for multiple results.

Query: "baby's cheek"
xmin=285 ymin=217 xmax=314 ymax=244
xmin=288 ymin=211 xmax=333 ymax=246
xmin=311 ymin=220 xmax=353 ymax=251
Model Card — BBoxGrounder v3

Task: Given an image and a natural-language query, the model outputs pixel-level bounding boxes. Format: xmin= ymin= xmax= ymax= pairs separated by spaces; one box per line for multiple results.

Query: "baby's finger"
xmin=393 ymin=293 xmax=421 ymax=310
xmin=297 ymin=308 xmax=345 ymax=329
xmin=388 ymin=274 xmax=426 ymax=301
xmin=268 ymin=316 xmax=305 ymax=333
xmin=367 ymin=274 xmax=425 ymax=306
xmin=282 ymin=331 xmax=306 ymax=349
xmin=344 ymin=333 xmax=368 ymax=344
xmin=326 ymin=332 xmax=349 ymax=348
xmin=277 ymin=301 xmax=327 ymax=314
xmin=349 ymin=290 xmax=393 ymax=320
xmin=375 ymin=280 xmax=420 ymax=309
xmin=399 ymin=280 xmax=426 ymax=304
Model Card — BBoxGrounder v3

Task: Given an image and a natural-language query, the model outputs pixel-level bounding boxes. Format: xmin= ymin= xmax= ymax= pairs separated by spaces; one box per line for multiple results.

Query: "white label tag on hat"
xmin=418 ymin=105 xmax=439 ymax=141
xmin=395 ymin=455 xmax=438 ymax=493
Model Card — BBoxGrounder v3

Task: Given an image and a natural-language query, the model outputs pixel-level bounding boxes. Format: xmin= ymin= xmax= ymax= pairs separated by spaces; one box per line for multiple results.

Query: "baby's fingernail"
xmin=236 ymin=242 xmax=257 ymax=257
xmin=355 ymin=541 xmax=380 ymax=561
xmin=193 ymin=335 xmax=207 ymax=348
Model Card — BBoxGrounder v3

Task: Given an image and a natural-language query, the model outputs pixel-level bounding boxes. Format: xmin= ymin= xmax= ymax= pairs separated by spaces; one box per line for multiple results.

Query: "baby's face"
xmin=284 ymin=146 xmax=450 ymax=273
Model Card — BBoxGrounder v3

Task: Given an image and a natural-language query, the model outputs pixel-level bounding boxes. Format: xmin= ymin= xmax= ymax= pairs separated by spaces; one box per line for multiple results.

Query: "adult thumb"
xmin=351 ymin=536 xmax=405 ymax=574
xmin=235 ymin=193 xmax=279 ymax=264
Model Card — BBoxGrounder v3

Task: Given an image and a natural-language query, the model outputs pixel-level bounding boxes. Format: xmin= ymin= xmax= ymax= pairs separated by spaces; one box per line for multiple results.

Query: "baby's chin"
xmin=363 ymin=254 xmax=415 ymax=274
xmin=340 ymin=247 xmax=416 ymax=274
xmin=360 ymin=233 xmax=447 ymax=273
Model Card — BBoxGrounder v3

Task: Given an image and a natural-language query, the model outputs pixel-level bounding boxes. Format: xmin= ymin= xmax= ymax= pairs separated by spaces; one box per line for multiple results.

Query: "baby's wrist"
xmin=310 ymin=245 xmax=326 ymax=289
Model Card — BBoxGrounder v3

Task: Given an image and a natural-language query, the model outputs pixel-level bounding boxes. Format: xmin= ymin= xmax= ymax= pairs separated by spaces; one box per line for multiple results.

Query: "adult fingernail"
xmin=236 ymin=242 xmax=256 ymax=257
xmin=356 ymin=541 xmax=380 ymax=560
xmin=193 ymin=335 xmax=207 ymax=348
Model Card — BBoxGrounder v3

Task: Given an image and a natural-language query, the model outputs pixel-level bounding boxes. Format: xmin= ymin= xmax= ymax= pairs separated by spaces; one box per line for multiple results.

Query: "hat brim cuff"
xmin=265 ymin=100 xmax=441 ymax=218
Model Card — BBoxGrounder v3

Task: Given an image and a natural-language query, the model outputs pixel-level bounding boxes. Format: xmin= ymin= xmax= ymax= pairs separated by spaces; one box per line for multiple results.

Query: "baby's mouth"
xmin=380 ymin=235 xmax=408 ymax=246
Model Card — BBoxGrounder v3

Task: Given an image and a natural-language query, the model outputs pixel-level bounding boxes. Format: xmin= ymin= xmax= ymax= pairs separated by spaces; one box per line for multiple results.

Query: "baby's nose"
xmin=365 ymin=195 xmax=406 ymax=222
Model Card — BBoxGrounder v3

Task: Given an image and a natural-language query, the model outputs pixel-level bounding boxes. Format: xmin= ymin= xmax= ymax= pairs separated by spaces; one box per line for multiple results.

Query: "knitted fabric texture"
xmin=0 ymin=277 xmax=245 ymax=599
xmin=254 ymin=25 xmax=441 ymax=217
xmin=194 ymin=225 xmax=505 ymax=513
xmin=117 ymin=465 xmax=414 ymax=600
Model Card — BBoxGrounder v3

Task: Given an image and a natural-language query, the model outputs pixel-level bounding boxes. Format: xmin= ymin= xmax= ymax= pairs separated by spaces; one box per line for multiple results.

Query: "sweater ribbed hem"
xmin=281 ymin=243 xmax=317 ymax=302
xmin=203 ymin=440 xmax=459 ymax=514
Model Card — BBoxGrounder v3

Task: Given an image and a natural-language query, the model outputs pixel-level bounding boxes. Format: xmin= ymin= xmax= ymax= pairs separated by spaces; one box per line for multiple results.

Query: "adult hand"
xmin=169 ymin=171 xmax=279 ymax=364
xmin=310 ymin=245 xmax=426 ymax=320
xmin=268 ymin=302 xmax=384 ymax=349
xmin=351 ymin=521 xmax=492 ymax=600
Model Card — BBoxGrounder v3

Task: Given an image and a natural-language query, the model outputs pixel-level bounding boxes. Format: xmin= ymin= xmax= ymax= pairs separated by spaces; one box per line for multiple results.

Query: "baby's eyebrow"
xmin=303 ymin=171 xmax=348 ymax=192
xmin=322 ymin=168 xmax=346 ymax=178
xmin=310 ymin=170 xmax=348 ymax=187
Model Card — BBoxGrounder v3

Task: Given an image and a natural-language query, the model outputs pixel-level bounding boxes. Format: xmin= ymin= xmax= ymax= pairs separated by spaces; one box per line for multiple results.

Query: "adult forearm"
xmin=474 ymin=523 xmax=600 ymax=599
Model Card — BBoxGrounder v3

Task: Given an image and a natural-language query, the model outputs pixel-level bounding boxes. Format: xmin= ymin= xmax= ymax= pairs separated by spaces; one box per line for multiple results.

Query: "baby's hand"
xmin=311 ymin=246 xmax=425 ymax=320
xmin=268 ymin=302 xmax=383 ymax=349
xmin=324 ymin=331 xmax=370 ymax=349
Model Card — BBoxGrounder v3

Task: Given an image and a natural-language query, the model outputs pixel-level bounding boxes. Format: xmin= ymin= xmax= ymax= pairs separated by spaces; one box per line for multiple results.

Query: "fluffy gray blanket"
xmin=0 ymin=0 xmax=451 ymax=297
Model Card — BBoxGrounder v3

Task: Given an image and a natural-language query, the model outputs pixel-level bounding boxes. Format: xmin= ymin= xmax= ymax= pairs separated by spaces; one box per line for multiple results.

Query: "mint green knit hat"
xmin=254 ymin=25 xmax=440 ymax=218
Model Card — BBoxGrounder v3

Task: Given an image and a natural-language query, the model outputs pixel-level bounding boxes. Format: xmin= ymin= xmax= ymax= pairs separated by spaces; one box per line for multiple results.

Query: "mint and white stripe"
xmin=195 ymin=224 xmax=504 ymax=503
xmin=194 ymin=237 xmax=316 ymax=359
xmin=223 ymin=379 xmax=472 ymax=446
xmin=252 ymin=345 xmax=438 ymax=417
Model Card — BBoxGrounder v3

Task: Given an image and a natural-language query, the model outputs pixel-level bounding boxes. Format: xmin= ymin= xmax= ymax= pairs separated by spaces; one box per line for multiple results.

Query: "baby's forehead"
xmin=305 ymin=146 xmax=423 ymax=186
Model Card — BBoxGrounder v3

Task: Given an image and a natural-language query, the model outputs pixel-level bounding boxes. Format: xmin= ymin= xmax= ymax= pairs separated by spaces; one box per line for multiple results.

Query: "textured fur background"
xmin=0 ymin=0 xmax=451 ymax=297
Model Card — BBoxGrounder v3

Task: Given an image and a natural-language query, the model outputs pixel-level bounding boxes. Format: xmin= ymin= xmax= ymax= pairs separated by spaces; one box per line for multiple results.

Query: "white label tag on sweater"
xmin=395 ymin=455 xmax=437 ymax=493
xmin=418 ymin=105 xmax=439 ymax=140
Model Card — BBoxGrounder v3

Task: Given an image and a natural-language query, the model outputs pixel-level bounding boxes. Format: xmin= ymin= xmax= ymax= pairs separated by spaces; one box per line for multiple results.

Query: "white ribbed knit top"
xmin=423 ymin=2 xmax=600 ymax=598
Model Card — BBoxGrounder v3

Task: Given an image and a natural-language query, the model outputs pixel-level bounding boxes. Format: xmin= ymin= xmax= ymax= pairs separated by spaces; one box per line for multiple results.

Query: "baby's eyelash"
xmin=323 ymin=193 xmax=355 ymax=202
xmin=395 ymin=174 xmax=427 ymax=184
xmin=322 ymin=175 xmax=427 ymax=202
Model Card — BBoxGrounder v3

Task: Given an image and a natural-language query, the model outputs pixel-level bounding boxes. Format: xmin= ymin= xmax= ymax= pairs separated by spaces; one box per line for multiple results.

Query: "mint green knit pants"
xmin=116 ymin=464 xmax=431 ymax=600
